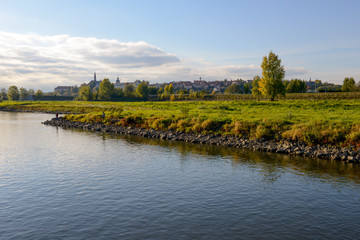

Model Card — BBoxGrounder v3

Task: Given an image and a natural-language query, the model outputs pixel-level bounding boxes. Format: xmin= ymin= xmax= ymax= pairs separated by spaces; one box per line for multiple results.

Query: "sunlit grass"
xmin=1 ymin=99 xmax=360 ymax=146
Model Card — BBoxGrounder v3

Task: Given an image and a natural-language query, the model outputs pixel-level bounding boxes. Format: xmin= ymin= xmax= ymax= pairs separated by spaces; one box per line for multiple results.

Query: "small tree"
xmin=136 ymin=81 xmax=149 ymax=100
xmin=78 ymin=85 xmax=93 ymax=101
xmin=161 ymin=84 xmax=174 ymax=99
xmin=224 ymin=83 xmax=241 ymax=94
xmin=259 ymin=51 xmax=285 ymax=100
xmin=148 ymin=87 xmax=158 ymax=95
xmin=251 ymin=75 xmax=262 ymax=100
xmin=7 ymin=85 xmax=20 ymax=100
xmin=98 ymin=78 xmax=115 ymax=101
xmin=341 ymin=77 xmax=356 ymax=92
xmin=34 ymin=89 xmax=43 ymax=100
xmin=20 ymin=87 xmax=29 ymax=100
xmin=0 ymin=88 xmax=7 ymax=100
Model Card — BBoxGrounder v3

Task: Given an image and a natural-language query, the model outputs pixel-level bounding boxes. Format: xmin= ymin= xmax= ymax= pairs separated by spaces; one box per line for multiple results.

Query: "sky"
xmin=0 ymin=0 xmax=359 ymax=91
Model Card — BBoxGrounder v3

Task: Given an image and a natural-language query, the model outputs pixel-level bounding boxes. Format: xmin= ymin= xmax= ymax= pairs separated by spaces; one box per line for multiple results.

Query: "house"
xmin=54 ymin=86 xmax=72 ymax=93
xmin=114 ymin=78 xmax=145 ymax=89
xmin=114 ymin=77 xmax=126 ymax=89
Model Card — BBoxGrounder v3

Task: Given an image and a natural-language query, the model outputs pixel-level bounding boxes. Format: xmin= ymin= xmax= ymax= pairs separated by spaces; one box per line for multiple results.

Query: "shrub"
xmin=176 ymin=119 xmax=191 ymax=132
xmin=151 ymin=118 xmax=172 ymax=130
xmin=346 ymin=124 xmax=360 ymax=145
xmin=179 ymin=107 xmax=190 ymax=117
xmin=201 ymin=119 xmax=219 ymax=131
xmin=253 ymin=125 xmax=273 ymax=140
xmin=121 ymin=115 xmax=144 ymax=126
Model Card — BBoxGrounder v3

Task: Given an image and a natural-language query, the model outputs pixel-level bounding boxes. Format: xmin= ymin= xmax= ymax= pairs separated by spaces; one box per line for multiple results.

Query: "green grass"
xmin=1 ymin=99 xmax=360 ymax=147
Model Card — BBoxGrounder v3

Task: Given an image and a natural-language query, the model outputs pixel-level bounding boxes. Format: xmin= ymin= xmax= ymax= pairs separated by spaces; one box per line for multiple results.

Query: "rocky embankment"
xmin=43 ymin=117 xmax=360 ymax=164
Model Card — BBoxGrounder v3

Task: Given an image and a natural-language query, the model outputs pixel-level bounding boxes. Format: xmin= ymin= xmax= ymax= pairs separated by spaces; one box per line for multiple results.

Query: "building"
xmin=114 ymin=77 xmax=126 ymax=89
xmin=114 ymin=78 xmax=144 ymax=90
xmin=54 ymin=86 xmax=72 ymax=93
xmin=88 ymin=72 xmax=101 ymax=90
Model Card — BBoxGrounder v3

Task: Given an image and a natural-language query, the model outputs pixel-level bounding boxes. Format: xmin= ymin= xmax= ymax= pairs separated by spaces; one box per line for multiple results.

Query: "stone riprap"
xmin=43 ymin=117 xmax=360 ymax=164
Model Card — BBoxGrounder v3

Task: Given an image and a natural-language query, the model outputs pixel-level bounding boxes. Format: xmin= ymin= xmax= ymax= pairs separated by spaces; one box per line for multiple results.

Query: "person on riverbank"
xmin=56 ymin=113 xmax=59 ymax=119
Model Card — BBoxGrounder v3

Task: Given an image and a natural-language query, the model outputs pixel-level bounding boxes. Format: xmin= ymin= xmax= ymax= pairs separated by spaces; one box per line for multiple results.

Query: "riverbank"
xmin=43 ymin=117 xmax=360 ymax=164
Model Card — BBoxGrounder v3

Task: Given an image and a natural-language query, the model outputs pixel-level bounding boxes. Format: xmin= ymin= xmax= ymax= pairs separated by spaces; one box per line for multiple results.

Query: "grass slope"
xmin=1 ymin=100 xmax=360 ymax=147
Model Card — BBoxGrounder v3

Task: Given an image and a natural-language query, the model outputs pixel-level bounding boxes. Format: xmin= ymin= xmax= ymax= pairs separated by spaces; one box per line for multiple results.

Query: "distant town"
xmin=54 ymin=72 xmax=341 ymax=96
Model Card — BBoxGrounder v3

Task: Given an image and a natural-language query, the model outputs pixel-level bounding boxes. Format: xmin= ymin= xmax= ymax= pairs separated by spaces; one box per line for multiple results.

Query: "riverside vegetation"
xmin=2 ymin=99 xmax=360 ymax=149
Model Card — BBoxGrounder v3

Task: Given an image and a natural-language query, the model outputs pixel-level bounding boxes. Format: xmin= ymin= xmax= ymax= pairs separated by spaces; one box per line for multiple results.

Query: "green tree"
xmin=259 ymin=51 xmax=285 ymax=100
xmin=7 ymin=85 xmax=20 ymax=100
xmin=224 ymin=83 xmax=241 ymax=94
xmin=78 ymin=85 xmax=93 ymax=101
xmin=98 ymin=78 xmax=115 ymax=101
xmin=244 ymin=83 xmax=250 ymax=94
xmin=341 ymin=77 xmax=356 ymax=92
xmin=136 ymin=81 xmax=149 ymax=100
xmin=0 ymin=88 xmax=7 ymax=100
xmin=251 ymin=75 xmax=262 ymax=100
xmin=286 ymin=79 xmax=307 ymax=93
xmin=34 ymin=89 xmax=43 ymax=100
xmin=148 ymin=87 xmax=158 ymax=95
xmin=113 ymin=88 xmax=123 ymax=100
xmin=124 ymin=83 xmax=135 ymax=98
xmin=19 ymin=87 xmax=29 ymax=100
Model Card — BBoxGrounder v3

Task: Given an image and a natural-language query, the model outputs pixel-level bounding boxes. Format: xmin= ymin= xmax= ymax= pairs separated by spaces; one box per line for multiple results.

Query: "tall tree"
xmin=78 ymin=85 xmax=93 ymax=101
xmin=341 ymin=77 xmax=356 ymax=92
xmin=20 ymin=87 xmax=29 ymax=100
xmin=244 ymin=83 xmax=250 ymax=94
xmin=136 ymin=81 xmax=149 ymax=100
xmin=124 ymin=83 xmax=135 ymax=98
xmin=98 ymin=79 xmax=115 ymax=101
xmin=161 ymin=84 xmax=174 ymax=99
xmin=7 ymin=85 xmax=20 ymax=101
xmin=251 ymin=75 xmax=262 ymax=100
xmin=259 ymin=51 xmax=285 ymax=100
xmin=34 ymin=89 xmax=43 ymax=100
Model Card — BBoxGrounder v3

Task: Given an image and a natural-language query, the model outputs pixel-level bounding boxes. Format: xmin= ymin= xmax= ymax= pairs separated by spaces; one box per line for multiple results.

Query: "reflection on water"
xmin=1 ymin=111 xmax=360 ymax=240
xmin=91 ymin=131 xmax=360 ymax=186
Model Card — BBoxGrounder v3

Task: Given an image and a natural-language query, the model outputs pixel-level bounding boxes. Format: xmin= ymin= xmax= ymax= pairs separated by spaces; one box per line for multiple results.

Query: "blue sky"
xmin=0 ymin=0 xmax=359 ymax=91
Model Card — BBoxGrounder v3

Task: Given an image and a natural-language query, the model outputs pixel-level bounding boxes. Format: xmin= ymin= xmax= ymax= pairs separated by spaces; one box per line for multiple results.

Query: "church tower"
xmin=94 ymin=72 xmax=97 ymax=82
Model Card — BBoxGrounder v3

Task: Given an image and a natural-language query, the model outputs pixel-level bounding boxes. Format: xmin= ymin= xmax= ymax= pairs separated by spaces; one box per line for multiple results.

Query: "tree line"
xmin=0 ymin=86 xmax=44 ymax=101
xmin=77 ymin=79 xmax=153 ymax=101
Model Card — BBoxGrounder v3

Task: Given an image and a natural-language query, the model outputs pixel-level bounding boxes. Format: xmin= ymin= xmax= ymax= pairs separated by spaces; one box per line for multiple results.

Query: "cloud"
xmin=0 ymin=31 xmax=312 ymax=91
xmin=0 ymin=31 xmax=181 ymax=90
xmin=284 ymin=67 xmax=310 ymax=78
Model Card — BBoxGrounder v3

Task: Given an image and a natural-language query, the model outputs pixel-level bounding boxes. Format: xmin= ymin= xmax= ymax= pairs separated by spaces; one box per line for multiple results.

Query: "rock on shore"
xmin=42 ymin=117 xmax=360 ymax=164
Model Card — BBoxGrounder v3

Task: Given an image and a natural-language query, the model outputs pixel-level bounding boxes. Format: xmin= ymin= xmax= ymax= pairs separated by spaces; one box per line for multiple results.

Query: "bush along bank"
xmin=42 ymin=117 xmax=360 ymax=164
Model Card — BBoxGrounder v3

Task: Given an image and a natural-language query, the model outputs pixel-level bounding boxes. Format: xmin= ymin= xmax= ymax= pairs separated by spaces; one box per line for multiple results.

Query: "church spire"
xmin=94 ymin=72 xmax=97 ymax=81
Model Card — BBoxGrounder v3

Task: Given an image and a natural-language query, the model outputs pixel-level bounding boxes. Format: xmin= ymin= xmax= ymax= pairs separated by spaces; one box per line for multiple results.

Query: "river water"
xmin=0 ymin=111 xmax=360 ymax=239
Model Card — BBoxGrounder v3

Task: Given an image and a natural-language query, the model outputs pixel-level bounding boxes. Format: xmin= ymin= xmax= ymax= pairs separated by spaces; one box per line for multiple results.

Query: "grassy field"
xmin=1 ymin=99 xmax=360 ymax=147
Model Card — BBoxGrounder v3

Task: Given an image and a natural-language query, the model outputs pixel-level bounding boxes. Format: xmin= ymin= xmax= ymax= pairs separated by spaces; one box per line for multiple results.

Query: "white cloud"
xmin=0 ymin=31 xmax=312 ymax=91
xmin=0 ymin=31 xmax=181 ymax=90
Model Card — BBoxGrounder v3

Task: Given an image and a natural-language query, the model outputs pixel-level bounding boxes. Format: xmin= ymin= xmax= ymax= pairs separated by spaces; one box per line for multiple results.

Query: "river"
xmin=1 ymin=111 xmax=360 ymax=239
